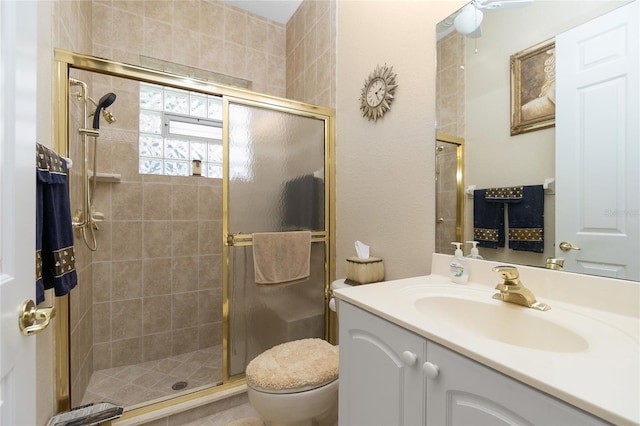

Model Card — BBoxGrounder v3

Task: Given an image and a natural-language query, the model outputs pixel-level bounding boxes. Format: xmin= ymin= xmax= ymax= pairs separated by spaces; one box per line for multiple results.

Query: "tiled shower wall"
xmin=52 ymin=0 xmax=336 ymax=408
xmin=286 ymin=0 xmax=336 ymax=107
xmin=436 ymin=31 xmax=465 ymax=137
xmin=90 ymin=1 xmax=288 ymax=97
xmin=435 ymin=31 xmax=465 ymax=255
xmin=51 ymin=0 xmax=95 ymax=409
xmin=89 ymin=73 xmax=224 ymax=364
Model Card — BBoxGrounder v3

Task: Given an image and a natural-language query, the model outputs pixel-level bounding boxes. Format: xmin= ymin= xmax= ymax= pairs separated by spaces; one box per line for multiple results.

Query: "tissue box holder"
xmin=345 ymin=256 xmax=384 ymax=284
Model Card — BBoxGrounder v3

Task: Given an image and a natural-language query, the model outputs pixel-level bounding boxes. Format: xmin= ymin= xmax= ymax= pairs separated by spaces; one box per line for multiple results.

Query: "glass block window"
xmin=139 ymin=83 xmax=223 ymax=178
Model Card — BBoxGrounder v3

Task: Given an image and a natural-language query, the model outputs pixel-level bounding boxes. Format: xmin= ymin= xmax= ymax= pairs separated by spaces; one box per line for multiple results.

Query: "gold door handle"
xmin=19 ymin=300 xmax=56 ymax=336
xmin=559 ymin=241 xmax=581 ymax=252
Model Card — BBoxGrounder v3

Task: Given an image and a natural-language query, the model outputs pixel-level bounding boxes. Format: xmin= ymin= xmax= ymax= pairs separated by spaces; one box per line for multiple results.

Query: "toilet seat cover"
xmin=246 ymin=338 xmax=339 ymax=393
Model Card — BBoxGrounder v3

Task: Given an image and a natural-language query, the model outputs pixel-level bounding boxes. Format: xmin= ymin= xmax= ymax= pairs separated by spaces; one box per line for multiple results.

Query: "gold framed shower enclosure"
xmin=53 ymin=49 xmax=335 ymax=421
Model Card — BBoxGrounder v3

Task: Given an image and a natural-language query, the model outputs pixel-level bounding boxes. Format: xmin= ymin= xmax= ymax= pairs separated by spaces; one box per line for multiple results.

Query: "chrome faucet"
xmin=492 ymin=266 xmax=551 ymax=311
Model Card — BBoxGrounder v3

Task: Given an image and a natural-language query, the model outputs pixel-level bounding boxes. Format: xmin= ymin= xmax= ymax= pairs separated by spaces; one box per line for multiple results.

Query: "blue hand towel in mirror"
xmin=508 ymin=185 xmax=544 ymax=253
xmin=473 ymin=189 xmax=505 ymax=249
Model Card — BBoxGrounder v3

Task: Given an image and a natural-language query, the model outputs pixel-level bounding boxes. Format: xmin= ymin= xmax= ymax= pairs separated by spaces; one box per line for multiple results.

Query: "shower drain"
xmin=172 ymin=381 xmax=188 ymax=391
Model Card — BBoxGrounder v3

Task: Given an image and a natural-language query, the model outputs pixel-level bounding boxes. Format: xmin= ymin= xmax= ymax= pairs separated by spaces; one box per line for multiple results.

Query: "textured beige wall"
xmin=335 ymin=1 xmax=465 ymax=281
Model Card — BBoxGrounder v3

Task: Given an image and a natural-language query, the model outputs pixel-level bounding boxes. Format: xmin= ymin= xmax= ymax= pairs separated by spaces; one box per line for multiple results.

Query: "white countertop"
xmin=334 ymin=254 xmax=640 ymax=426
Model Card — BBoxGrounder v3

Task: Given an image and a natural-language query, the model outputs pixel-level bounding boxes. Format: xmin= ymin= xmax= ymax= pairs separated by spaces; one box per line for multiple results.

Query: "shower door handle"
xmin=19 ymin=299 xmax=56 ymax=336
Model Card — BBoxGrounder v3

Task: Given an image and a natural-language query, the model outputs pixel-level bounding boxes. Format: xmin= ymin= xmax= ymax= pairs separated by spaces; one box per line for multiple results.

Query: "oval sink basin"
xmin=414 ymin=295 xmax=590 ymax=353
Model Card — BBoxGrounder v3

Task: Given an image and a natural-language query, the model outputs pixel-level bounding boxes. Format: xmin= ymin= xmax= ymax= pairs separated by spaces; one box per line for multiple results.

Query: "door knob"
xmin=19 ymin=300 xmax=56 ymax=336
xmin=559 ymin=241 xmax=581 ymax=252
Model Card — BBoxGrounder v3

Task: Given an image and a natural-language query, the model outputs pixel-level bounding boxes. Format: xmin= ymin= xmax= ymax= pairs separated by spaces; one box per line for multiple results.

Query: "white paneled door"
xmin=556 ymin=0 xmax=639 ymax=280
xmin=0 ymin=1 xmax=38 ymax=425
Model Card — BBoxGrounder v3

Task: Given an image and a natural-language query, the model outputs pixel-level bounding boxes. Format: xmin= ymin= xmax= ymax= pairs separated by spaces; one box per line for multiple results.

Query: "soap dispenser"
xmin=450 ymin=242 xmax=469 ymax=284
xmin=466 ymin=241 xmax=484 ymax=260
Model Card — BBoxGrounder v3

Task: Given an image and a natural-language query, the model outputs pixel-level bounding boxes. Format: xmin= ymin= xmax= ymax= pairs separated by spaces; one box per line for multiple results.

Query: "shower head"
xmin=92 ymin=92 xmax=117 ymax=130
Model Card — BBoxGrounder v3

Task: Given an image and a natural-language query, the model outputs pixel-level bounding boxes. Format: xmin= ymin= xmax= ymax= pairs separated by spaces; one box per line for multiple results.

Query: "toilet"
xmin=246 ymin=338 xmax=339 ymax=426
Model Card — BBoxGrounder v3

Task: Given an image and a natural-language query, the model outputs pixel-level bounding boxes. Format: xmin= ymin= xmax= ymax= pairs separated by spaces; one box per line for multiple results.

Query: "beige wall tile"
xmin=143 ymin=222 xmax=172 ymax=259
xmin=111 ymin=298 xmax=142 ymax=340
xmin=144 ymin=184 xmax=172 ymax=220
xmin=172 ymin=29 xmax=201 ymax=70
xmin=172 ymin=184 xmax=198 ymax=220
xmin=112 ymin=260 xmax=143 ymax=300
xmin=113 ymin=1 xmax=145 ymax=16
xmin=115 ymin=10 xmax=145 ymax=55
xmin=172 ymin=292 xmax=199 ymax=328
xmin=224 ymin=7 xmax=247 ymax=46
xmin=112 ymin=182 xmax=143 ymax=220
xmin=92 ymin=262 xmax=112 ymax=302
xmin=111 ymin=337 xmax=143 ymax=367
xmin=93 ymin=342 xmax=112 ymax=371
xmin=143 ymin=332 xmax=173 ymax=362
xmin=143 ymin=295 xmax=172 ymax=335
xmin=197 ymin=183 xmax=221 ymax=220
xmin=198 ymin=254 xmax=220 ymax=289
xmin=112 ymin=140 xmax=143 ymax=182
xmin=197 ymin=323 xmax=219 ymax=349
xmin=112 ymin=221 xmax=143 ymax=260
xmin=197 ymin=289 xmax=217 ymax=324
xmin=199 ymin=1 xmax=225 ymax=39
xmin=144 ymin=0 xmax=174 ymax=24
xmin=197 ymin=221 xmax=219 ymax=255
xmin=143 ymin=259 xmax=172 ymax=296
xmin=173 ymin=1 xmax=200 ymax=30
xmin=172 ymin=221 xmax=199 ymax=257
xmin=93 ymin=302 xmax=111 ymax=343
xmin=172 ymin=257 xmax=199 ymax=293
xmin=171 ymin=326 xmax=199 ymax=355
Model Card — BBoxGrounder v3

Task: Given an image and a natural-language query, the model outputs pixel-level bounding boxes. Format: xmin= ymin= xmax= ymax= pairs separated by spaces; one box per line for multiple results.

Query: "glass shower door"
xmin=225 ymin=101 xmax=327 ymax=377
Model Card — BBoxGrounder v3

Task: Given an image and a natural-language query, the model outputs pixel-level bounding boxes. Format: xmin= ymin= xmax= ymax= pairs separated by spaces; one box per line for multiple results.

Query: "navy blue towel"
xmin=508 ymin=185 xmax=544 ymax=253
xmin=36 ymin=143 xmax=77 ymax=304
xmin=473 ymin=189 xmax=505 ymax=249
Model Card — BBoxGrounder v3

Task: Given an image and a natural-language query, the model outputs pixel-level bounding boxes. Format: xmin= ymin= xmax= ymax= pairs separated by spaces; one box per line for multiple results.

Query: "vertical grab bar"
xmin=69 ymin=78 xmax=100 ymax=251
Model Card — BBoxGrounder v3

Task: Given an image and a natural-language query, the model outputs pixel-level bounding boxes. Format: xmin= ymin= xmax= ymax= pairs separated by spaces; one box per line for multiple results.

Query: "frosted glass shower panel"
xmin=228 ymin=103 xmax=326 ymax=232
xmin=227 ymin=102 xmax=328 ymax=377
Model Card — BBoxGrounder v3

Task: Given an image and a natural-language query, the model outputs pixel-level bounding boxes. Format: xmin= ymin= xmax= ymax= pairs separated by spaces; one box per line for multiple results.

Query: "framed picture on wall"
xmin=510 ymin=38 xmax=556 ymax=136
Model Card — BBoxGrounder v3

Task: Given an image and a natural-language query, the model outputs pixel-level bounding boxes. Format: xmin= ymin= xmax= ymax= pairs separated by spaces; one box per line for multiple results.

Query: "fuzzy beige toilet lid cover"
xmin=246 ymin=338 xmax=338 ymax=393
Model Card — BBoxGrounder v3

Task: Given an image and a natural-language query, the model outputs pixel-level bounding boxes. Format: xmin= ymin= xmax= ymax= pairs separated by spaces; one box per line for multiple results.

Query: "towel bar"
xmin=465 ymin=178 xmax=555 ymax=196
xmin=226 ymin=231 xmax=326 ymax=247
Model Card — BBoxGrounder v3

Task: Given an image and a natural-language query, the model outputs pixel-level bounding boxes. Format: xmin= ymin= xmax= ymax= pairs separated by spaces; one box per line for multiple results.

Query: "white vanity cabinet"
xmin=339 ymin=301 xmax=607 ymax=426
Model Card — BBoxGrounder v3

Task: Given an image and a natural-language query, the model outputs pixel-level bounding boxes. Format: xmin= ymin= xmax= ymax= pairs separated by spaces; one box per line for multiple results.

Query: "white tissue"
xmin=355 ymin=240 xmax=370 ymax=259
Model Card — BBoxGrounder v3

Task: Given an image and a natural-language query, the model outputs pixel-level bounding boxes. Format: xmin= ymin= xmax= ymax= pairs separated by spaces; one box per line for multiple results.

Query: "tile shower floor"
xmin=81 ymin=345 xmax=222 ymax=408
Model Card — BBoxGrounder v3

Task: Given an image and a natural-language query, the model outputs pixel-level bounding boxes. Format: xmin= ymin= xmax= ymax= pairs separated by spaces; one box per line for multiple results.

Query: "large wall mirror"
xmin=436 ymin=0 xmax=639 ymax=281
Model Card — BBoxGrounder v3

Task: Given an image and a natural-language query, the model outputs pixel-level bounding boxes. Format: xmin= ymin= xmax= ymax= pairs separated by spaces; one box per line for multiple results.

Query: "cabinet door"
xmin=339 ymin=302 xmax=427 ymax=426
xmin=425 ymin=342 xmax=607 ymax=425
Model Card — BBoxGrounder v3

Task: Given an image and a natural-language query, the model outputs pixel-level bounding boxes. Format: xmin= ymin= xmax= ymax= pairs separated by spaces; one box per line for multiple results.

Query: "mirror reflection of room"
xmin=436 ymin=0 xmax=639 ymax=281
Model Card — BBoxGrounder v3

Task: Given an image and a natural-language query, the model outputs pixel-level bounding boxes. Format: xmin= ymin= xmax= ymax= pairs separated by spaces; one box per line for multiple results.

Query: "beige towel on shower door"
xmin=252 ymin=231 xmax=311 ymax=284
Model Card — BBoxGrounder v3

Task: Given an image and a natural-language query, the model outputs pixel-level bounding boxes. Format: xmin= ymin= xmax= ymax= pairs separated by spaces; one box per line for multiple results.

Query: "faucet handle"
xmin=492 ymin=265 xmax=520 ymax=282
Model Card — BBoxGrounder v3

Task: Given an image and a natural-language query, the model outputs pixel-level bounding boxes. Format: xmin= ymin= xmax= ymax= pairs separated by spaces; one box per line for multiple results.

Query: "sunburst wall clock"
xmin=359 ymin=64 xmax=398 ymax=122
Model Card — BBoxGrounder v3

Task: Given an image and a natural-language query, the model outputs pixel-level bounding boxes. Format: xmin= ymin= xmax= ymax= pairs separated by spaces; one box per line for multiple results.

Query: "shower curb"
xmin=113 ymin=384 xmax=249 ymax=426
